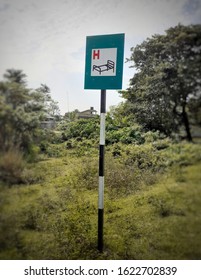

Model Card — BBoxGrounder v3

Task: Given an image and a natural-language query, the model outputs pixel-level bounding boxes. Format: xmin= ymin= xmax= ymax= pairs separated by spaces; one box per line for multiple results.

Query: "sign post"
xmin=84 ymin=33 xmax=125 ymax=252
xmin=98 ymin=89 xmax=106 ymax=252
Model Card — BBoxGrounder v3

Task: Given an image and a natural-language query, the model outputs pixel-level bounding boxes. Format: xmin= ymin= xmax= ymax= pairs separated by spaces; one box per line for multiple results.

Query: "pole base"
xmin=98 ymin=208 xmax=104 ymax=252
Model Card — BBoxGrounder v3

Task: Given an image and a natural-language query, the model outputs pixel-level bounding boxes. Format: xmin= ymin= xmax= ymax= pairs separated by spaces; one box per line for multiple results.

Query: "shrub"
xmin=106 ymin=126 xmax=145 ymax=145
xmin=21 ymin=167 xmax=45 ymax=184
xmin=105 ymin=156 xmax=138 ymax=195
xmin=63 ymin=118 xmax=99 ymax=140
xmin=46 ymin=144 xmax=65 ymax=157
xmin=39 ymin=141 xmax=49 ymax=153
xmin=0 ymin=213 xmax=25 ymax=259
xmin=160 ymin=142 xmax=201 ymax=167
xmin=123 ymin=144 xmax=165 ymax=171
xmin=70 ymin=157 xmax=98 ymax=190
xmin=49 ymin=203 xmax=94 ymax=259
xmin=0 ymin=148 xmax=25 ymax=184
xmin=25 ymin=144 xmax=40 ymax=162
xmin=152 ymin=138 xmax=171 ymax=150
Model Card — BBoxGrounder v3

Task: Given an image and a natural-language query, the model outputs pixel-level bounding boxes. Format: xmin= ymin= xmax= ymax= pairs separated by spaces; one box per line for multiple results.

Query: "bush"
xmin=0 ymin=213 xmax=25 ymax=259
xmin=70 ymin=157 xmax=98 ymax=190
xmin=106 ymin=126 xmax=145 ymax=145
xmin=0 ymin=148 xmax=25 ymax=184
xmin=105 ymin=155 xmax=137 ymax=195
xmin=21 ymin=167 xmax=45 ymax=184
xmin=45 ymin=144 xmax=66 ymax=158
xmin=49 ymin=203 xmax=94 ymax=259
xmin=123 ymin=144 xmax=165 ymax=171
xmin=63 ymin=118 xmax=99 ymax=140
xmin=25 ymin=144 xmax=40 ymax=162
xmin=160 ymin=142 xmax=201 ymax=167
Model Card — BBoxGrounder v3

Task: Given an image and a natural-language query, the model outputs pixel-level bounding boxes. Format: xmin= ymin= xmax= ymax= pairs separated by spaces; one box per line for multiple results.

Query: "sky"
xmin=0 ymin=0 xmax=201 ymax=115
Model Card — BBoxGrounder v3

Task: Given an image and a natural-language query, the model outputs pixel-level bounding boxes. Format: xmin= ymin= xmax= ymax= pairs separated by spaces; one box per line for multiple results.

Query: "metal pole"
xmin=98 ymin=89 xmax=106 ymax=252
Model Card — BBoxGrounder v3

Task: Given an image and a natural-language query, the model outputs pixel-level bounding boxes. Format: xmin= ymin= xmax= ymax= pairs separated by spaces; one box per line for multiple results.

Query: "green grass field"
xmin=0 ymin=141 xmax=201 ymax=259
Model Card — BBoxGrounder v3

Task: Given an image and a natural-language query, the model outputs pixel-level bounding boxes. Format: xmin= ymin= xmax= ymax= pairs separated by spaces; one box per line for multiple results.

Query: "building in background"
xmin=41 ymin=114 xmax=56 ymax=129
xmin=77 ymin=107 xmax=97 ymax=119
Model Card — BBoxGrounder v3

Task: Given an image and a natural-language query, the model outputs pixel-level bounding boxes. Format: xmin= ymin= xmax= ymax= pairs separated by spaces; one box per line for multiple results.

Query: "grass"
xmin=0 ymin=141 xmax=201 ymax=259
xmin=103 ymin=163 xmax=201 ymax=259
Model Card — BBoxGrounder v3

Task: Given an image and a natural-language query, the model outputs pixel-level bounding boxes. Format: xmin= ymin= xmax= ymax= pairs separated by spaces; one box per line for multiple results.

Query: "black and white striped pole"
xmin=98 ymin=89 xmax=106 ymax=252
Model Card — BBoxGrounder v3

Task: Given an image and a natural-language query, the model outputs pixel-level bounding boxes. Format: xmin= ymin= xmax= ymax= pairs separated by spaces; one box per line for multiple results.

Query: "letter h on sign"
xmin=93 ymin=50 xmax=100 ymax=60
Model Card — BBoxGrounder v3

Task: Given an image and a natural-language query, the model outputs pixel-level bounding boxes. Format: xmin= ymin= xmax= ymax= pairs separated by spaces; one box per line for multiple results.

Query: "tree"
xmin=64 ymin=109 xmax=79 ymax=122
xmin=0 ymin=69 xmax=60 ymax=154
xmin=35 ymin=84 xmax=60 ymax=119
xmin=106 ymin=102 xmax=135 ymax=128
xmin=0 ymin=71 xmax=35 ymax=152
xmin=3 ymin=69 xmax=27 ymax=85
xmin=121 ymin=24 xmax=201 ymax=141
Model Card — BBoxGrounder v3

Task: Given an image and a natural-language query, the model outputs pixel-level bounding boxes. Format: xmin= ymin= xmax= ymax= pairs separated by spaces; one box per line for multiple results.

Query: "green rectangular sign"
xmin=84 ymin=33 xmax=125 ymax=90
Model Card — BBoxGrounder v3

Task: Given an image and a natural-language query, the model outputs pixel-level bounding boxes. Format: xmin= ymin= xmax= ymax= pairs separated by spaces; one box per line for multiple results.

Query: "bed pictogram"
xmin=93 ymin=60 xmax=115 ymax=75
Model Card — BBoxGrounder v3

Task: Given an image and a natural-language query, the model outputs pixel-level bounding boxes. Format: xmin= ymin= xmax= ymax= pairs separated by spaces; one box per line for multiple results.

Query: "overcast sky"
xmin=0 ymin=0 xmax=201 ymax=115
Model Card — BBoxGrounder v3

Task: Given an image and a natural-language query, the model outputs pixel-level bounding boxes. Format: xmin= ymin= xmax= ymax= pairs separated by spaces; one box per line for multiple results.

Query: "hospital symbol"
xmin=93 ymin=50 xmax=100 ymax=60
xmin=92 ymin=49 xmax=115 ymax=75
